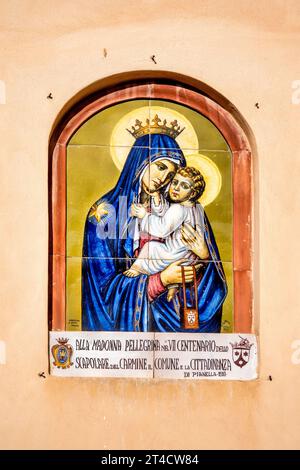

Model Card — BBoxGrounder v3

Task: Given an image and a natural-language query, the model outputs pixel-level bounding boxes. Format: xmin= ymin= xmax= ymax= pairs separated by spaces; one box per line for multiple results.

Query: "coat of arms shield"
xmin=230 ymin=337 xmax=253 ymax=368
xmin=51 ymin=338 xmax=73 ymax=369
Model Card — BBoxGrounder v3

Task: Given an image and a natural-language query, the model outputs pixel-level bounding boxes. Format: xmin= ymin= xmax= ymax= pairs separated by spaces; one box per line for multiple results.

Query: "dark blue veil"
xmin=82 ymin=133 xmax=227 ymax=332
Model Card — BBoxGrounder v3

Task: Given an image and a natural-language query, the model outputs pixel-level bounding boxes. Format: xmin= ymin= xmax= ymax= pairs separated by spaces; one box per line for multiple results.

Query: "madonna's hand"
xmin=160 ymin=259 xmax=195 ymax=287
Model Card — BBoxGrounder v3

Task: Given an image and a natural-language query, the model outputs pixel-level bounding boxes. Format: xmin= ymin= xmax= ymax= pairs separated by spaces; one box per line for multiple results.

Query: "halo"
xmin=185 ymin=153 xmax=222 ymax=207
xmin=110 ymin=106 xmax=199 ymax=171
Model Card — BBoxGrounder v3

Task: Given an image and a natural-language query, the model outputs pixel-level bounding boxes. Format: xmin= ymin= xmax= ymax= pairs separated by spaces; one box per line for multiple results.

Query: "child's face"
xmin=169 ymin=173 xmax=194 ymax=202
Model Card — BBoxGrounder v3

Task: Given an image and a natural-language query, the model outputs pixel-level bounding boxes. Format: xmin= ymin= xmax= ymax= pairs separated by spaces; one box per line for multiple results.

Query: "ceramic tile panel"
xmin=146 ymin=149 xmax=232 ymax=265
xmin=149 ymin=99 xmax=229 ymax=151
xmin=69 ymin=99 xmax=151 ymax=147
xmin=67 ymin=256 xmax=233 ymax=334
xmin=147 ymin=260 xmax=233 ymax=333
xmin=194 ymin=150 xmax=232 ymax=263
xmin=67 ymin=257 xmax=152 ymax=332
xmin=60 ymin=96 xmax=238 ymax=339
xmin=67 ymin=144 xmax=151 ymax=259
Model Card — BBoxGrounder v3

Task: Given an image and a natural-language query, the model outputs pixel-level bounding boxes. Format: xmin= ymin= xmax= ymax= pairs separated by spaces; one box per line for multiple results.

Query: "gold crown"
xmin=127 ymin=114 xmax=185 ymax=139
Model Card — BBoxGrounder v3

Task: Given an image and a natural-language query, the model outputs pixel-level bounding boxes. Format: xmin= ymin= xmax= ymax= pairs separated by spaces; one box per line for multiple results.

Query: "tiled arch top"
xmin=51 ymin=83 xmax=253 ymax=333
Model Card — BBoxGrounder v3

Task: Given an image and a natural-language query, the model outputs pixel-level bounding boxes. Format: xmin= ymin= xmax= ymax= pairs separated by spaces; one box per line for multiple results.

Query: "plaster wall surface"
xmin=0 ymin=0 xmax=299 ymax=449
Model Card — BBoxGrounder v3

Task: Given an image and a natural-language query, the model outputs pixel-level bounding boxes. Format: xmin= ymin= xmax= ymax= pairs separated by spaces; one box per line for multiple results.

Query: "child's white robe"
xmin=132 ymin=202 xmax=205 ymax=274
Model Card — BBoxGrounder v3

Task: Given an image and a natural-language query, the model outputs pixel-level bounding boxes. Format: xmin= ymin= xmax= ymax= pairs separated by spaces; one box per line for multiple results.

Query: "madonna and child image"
xmin=81 ymin=113 xmax=228 ymax=333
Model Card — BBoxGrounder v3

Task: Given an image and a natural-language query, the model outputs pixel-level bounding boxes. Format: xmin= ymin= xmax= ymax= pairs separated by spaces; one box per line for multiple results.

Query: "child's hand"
xmin=130 ymin=203 xmax=147 ymax=219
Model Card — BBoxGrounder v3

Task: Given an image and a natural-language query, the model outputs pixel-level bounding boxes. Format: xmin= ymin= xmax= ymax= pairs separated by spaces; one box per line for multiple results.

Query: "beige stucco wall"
xmin=0 ymin=0 xmax=300 ymax=450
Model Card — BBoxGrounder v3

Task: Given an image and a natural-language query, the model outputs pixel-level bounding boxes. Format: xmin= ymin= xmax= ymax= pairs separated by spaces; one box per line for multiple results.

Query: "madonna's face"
xmin=141 ymin=159 xmax=177 ymax=194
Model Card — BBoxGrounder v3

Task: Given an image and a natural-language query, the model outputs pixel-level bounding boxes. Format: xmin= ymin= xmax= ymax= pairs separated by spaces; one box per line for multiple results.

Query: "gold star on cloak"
xmin=89 ymin=202 xmax=109 ymax=222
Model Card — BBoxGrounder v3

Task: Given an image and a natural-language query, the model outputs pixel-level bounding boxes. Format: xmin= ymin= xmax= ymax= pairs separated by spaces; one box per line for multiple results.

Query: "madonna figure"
xmin=82 ymin=116 xmax=227 ymax=332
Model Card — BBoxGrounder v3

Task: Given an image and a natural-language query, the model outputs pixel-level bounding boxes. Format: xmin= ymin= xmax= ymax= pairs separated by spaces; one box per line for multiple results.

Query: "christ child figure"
xmin=124 ymin=166 xmax=208 ymax=301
